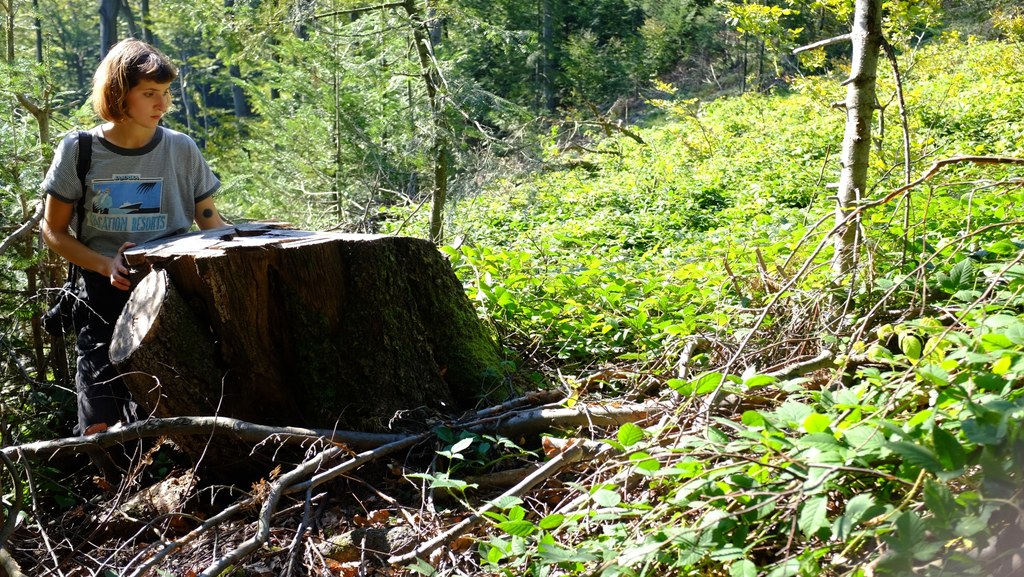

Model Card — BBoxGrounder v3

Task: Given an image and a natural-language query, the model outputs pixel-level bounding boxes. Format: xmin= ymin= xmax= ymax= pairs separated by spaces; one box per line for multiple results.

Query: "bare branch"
xmin=469 ymin=401 xmax=662 ymax=437
xmin=793 ymin=33 xmax=852 ymax=55
xmin=860 ymin=156 xmax=1024 ymax=211
xmin=1 ymin=416 xmax=410 ymax=461
xmin=311 ymin=0 xmax=406 ymax=20
xmin=765 ymin=349 xmax=835 ymax=381
xmin=0 ymin=204 xmax=43 ymax=258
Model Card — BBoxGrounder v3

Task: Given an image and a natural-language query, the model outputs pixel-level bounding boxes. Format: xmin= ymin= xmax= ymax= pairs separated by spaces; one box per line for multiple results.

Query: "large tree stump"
xmin=110 ymin=225 xmax=505 ymax=460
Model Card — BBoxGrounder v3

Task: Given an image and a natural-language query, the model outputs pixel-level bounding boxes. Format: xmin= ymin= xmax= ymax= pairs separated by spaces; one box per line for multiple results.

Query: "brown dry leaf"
xmin=542 ymin=437 xmax=560 ymax=459
xmin=325 ymin=560 xmax=361 ymax=577
xmin=367 ymin=509 xmax=391 ymax=525
xmin=168 ymin=513 xmax=193 ymax=532
xmin=450 ymin=534 xmax=475 ymax=553
xmin=93 ymin=476 xmax=113 ymax=492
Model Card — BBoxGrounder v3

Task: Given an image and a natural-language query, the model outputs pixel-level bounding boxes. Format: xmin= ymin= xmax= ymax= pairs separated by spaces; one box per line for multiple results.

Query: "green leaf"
xmin=743 ymin=374 xmax=778 ymax=389
xmin=888 ymin=441 xmax=944 ymax=473
xmin=629 ymin=452 xmax=662 ymax=474
xmin=798 ymin=495 xmax=829 ymax=538
xmin=986 ymin=239 xmax=1019 ymax=255
xmin=923 ymin=478 xmax=958 ymax=527
xmin=407 ymin=558 xmax=438 ymax=575
xmin=497 ymin=520 xmax=537 ymax=537
xmin=802 ymin=413 xmax=831 ymax=433
xmin=670 ymin=371 xmax=723 ymax=396
xmin=938 ymin=259 xmax=977 ymax=292
xmin=538 ymin=513 xmax=565 ymax=530
xmin=932 ymin=426 xmax=966 ymax=472
xmin=617 ymin=422 xmax=645 ymax=447
xmin=507 ymin=505 xmax=526 ymax=521
xmin=451 ymin=436 xmax=475 ymax=453
xmin=592 ymin=488 xmax=622 ymax=507
xmin=766 ymin=559 xmax=801 ymax=577
xmin=797 ymin=432 xmax=843 ymax=451
xmin=730 ymin=560 xmax=758 ymax=577
xmin=774 ymin=401 xmax=813 ymax=428
xmin=887 ymin=511 xmax=926 ymax=553
xmin=900 ymin=334 xmax=923 ymax=361
xmin=490 ymin=495 xmax=524 ymax=510
xmin=834 ymin=493 xmax=877 ymax=540
xmin=741 ymin=410 xmax=766 ymax=427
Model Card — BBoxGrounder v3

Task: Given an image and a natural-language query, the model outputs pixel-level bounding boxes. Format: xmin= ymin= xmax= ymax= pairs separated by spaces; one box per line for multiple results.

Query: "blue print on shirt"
xmin=86 ymin=177 xmax=168 ymax=233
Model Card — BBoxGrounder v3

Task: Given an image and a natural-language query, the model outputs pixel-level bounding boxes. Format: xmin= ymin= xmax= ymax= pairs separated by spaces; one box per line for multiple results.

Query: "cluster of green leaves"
xmin=385 ymin=35 xmax=1024 ymax=576
xmin=472 ymin=304 xmax=1024 ymax=576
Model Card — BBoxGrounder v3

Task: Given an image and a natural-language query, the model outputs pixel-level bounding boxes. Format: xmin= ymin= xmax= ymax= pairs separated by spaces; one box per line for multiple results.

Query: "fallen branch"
xmin=0 ymin=547 xmax=27 ymax=577
xmin=470 ymin=401 xmax=662 ymax=438
xmin=765 ymin=349 xmax=835 ymax=381
xmin=1 ymin=416 xmax=408 ymax=461
xmin=5 ymin=398 xmax=655 ymax=464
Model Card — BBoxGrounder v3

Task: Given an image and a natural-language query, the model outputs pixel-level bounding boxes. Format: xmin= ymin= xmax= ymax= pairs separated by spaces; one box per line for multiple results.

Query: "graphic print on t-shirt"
xmin=86 ymin=175 xmax=168 ymax=233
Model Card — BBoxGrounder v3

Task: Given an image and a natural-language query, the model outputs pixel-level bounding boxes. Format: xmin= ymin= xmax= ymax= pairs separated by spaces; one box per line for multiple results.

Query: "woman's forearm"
xmin=41 ymin=227 xmax=115 ymax=277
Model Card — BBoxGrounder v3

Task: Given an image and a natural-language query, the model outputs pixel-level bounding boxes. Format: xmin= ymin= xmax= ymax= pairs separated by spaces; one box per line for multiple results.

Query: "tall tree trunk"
xmin=99 ymin=0 xmax=119 ymax=57
xmin=404 ymin=0 xmax=449 ymax=244
xmin=141 ymin=0 xmax=153 ymax=44
xmin=119 ymin=0 xmax=138 ymax=37
xmin=32 ymin=0 xmax=41 ymax=62
xmin=4 ymin=0 xmax=13 ymax=62
xmin=833 ymin=0 xmax=882 ymax=276
xmin=541 ymin=0 xmax=555 ymax=112
xmin=228 ymin=63 xmax=250 ymax=118
xmin=6 ymin=5 xmax=58 ymax=381
xmin=757 ymin=38 xmax=765 ymax=91
xmin=225 ymin=0 xmax=251 ymax=118
xmin=740 ymin=36 xmax=747 ymax=94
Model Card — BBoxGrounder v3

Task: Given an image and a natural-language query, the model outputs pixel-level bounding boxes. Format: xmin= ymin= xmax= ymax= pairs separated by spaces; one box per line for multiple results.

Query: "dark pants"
xmin=72 ymin=270 xmax=140 ymax=435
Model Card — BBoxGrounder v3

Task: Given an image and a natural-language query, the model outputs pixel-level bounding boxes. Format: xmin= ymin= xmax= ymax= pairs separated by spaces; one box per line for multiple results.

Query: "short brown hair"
xmin=92 ymin=38 xmax=177 ymax=122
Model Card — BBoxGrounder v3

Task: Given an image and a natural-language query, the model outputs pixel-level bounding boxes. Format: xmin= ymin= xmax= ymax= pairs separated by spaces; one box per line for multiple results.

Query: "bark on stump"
xmin=110 ymin=225 xmax=505 ymax=469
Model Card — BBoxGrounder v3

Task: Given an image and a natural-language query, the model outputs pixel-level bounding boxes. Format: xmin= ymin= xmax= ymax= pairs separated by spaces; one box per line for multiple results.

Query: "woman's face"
xmin=123 ymin=79 xmax=172 ymax=130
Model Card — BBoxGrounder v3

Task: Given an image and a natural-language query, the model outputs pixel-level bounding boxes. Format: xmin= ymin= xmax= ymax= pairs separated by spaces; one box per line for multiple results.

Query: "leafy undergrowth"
xmin=6 ymin=37 xmax=1024 ymax=577
xmin=376 ymin=36 xmax=1024 ymax=577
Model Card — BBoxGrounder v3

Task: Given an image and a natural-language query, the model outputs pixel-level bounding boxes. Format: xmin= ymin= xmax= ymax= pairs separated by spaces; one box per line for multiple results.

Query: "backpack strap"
xmin=74 ymin=130 xmax=91 ymax=238
xmin=64 ymin=130 xmax=92 ymax=283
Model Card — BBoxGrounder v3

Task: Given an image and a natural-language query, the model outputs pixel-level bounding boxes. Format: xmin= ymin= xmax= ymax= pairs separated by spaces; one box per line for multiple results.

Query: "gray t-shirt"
xmin=42 ymin=126 xmax=220 ymax=257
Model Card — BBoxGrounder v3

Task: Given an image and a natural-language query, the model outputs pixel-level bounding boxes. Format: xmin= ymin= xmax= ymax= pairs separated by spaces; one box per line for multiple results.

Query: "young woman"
xmin=41 ymin=38 xmax=227 ymax=440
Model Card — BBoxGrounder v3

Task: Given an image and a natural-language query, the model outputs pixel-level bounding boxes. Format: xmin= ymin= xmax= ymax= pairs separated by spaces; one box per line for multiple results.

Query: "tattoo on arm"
xmin=202 ymin=208 xmax=214 ymax=219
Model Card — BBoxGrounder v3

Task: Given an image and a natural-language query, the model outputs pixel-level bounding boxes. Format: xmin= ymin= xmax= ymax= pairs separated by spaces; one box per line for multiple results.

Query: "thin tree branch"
xmin=311 ymin=0 xmax=406 ymax=20
xmin=860 ymin=156 xmax=1024 ymax=211
xmin=0 ymin=204 xmax=43 ymax=258
xmin=762 ymin=349 xmax=836 ymax=381
xmin=0 ymin=416 xmax=409 ymax=461
xmin=469 ymin=401 xmax=661 ymax=437
xmin=793 ymin=33 xmax=852 ymax=55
